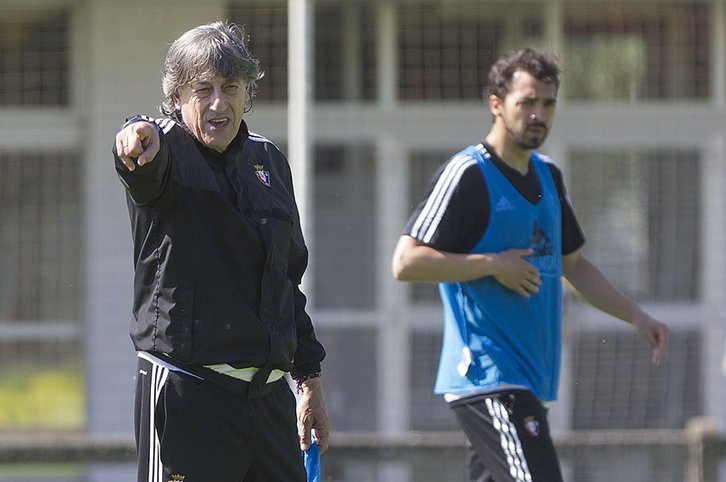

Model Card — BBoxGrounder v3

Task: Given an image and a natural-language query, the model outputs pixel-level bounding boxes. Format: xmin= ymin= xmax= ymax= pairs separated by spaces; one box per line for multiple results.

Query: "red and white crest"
xmin=523 ymin=416 xmax=540 ymax=437
xmin=254 ymin=164 xmax=271 ymax=187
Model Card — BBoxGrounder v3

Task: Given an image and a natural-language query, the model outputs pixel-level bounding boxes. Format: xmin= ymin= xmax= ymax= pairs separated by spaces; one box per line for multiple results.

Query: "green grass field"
xmin=0 ymin=367 xmax=84 ymax=430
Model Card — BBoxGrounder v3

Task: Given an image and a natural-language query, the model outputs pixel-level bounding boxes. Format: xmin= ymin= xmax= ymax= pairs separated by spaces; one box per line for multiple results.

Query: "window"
xmin=567 ymin=149 xmax=700 ymax=302
xmin=0 ymin=9 xmax=70 ymax=106
xmin=563 ymin=2 xmax=709 ymax=100
xmin=398 ymin=2 xmax=544 ymax=101
xmin=314 ymin=327 xmax=377 ymax=430
xmin=570 ymin=329 xmax=701 ymax=429
xmin=229 ymin=2 xmax=288 ymax=102
xmin=0 ymin=152 xmax=80 ymax=321
xmin=228 ymin=1 xmax=377 ymax=102
xmin=313 ymin=144 xmax=377 ymax=309
xmin=0 ymin=151 xmax=82 ymax=429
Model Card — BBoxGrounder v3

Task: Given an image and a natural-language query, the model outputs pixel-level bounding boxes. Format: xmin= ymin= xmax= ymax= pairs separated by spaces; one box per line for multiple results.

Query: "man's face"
xmin=492 ymin=70 xmax=558 ymax=150
xmin=173 ymin=76 xmax=248 ymax=152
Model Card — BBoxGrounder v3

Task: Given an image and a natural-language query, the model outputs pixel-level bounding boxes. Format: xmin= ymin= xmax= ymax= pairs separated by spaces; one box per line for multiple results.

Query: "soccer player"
xmin=114 ymin=21 xmax=329 ymax=482
xmin=391 ymin=48 xmax=668 ymax=482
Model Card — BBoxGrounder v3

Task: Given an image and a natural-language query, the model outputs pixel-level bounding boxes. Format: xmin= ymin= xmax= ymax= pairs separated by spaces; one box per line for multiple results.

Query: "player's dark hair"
xmin=486 ymin=48 xmax=560 ymax=100
xmin=161 ymin=20 xmax=264 ymax=115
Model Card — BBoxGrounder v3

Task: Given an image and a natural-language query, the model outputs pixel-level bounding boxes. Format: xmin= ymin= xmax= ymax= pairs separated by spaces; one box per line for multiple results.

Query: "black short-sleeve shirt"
xmin=404 ymin=143 xmax=585 ymax=255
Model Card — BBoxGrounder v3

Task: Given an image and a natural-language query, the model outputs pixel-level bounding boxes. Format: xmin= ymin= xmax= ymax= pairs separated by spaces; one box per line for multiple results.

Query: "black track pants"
xmin=134 ymin=355 xmax=306 ymax=482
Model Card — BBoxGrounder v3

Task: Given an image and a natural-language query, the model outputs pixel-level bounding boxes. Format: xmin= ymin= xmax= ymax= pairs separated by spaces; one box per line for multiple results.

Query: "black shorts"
xmin=134 ymin=355 xmax=305 ymax=482
xmin=450 ymin=389 xmax=564 ymax=482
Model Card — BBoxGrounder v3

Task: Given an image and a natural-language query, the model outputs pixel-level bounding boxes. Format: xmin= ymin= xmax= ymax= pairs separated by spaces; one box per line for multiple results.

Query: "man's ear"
xmin=172 ymin=93 xmax=182 ymax=111
xmin=488 ymin=94 xmax=502 ymax=117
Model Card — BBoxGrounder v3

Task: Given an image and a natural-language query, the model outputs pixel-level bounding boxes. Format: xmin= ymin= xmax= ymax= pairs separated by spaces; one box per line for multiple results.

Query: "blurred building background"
xmin=0 ymin=0 xmax=725 ymax=480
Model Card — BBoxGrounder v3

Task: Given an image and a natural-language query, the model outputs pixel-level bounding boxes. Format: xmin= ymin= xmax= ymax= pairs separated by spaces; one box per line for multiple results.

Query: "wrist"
xmin=295 ymin=371 xmax=321 ymax=393
xmin=629 ymin=307 xmax=650 ymax=326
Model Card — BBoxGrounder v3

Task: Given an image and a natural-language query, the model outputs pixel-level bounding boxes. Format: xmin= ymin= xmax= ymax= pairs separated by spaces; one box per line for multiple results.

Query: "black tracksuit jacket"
xmin=114 ymin=115 xmax=325 ymax=388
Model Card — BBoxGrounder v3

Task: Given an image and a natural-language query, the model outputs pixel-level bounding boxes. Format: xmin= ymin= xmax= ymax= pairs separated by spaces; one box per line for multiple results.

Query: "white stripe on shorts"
xmin=485 ymin=397 xmax=533 ymax=482
xmin=146 ymin=357 xmax=169 ymax=482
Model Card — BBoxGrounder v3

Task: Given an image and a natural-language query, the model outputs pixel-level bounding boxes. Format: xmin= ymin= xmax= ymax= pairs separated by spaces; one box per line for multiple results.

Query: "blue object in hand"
xmin=304 ymin=440 xmax=321 ymax=482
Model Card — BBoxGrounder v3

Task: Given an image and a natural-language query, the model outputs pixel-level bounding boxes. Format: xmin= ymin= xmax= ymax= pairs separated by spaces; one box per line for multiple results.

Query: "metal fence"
xmin=1 ymin=419 xmax=723 ymax=482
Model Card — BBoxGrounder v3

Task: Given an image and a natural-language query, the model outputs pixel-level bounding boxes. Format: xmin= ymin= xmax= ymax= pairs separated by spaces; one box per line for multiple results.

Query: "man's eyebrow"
xmin=190 ymin=74 xmax=216 ymax=84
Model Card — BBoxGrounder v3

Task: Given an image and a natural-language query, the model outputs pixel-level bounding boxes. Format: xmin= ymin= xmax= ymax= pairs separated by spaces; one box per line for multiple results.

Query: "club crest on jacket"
xmin=254 ymin=164 xmax=271 ymax=187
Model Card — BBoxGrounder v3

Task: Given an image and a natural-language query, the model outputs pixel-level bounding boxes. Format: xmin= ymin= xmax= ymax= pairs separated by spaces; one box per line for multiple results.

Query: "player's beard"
xmin=508 ymin=122 xmax=549 ymax=149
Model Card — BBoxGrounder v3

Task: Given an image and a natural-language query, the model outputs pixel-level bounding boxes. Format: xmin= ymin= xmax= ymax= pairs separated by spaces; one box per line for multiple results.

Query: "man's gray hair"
xmin=161 ymin=21 xmax=264 ymax=115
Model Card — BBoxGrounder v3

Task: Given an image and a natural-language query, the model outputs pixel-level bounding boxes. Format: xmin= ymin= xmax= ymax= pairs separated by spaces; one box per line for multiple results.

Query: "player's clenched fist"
xmin=115 ymin=121 xmax=160 ymax=171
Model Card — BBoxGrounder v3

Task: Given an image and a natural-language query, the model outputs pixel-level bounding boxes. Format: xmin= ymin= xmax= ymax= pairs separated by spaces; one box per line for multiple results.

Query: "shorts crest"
xmin=524 ymin=416 xmax=540 ymax=437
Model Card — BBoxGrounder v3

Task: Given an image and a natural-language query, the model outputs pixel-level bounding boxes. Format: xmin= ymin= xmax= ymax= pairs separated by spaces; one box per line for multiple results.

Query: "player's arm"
xmin=392 ymin=156 xmax=541 ymax=296
xmin=562 ymin=249 xmax=669 ymax=365
xmin=113 ymin=118 xmax=170 ymax=206
xmin=391 ymin=235 xmax=541 ymax=297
